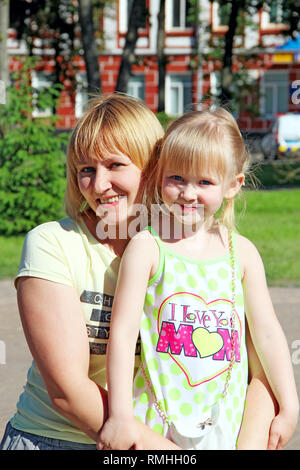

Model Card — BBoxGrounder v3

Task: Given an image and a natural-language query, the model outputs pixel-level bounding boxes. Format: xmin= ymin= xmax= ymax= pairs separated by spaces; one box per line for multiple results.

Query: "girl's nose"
xmin=94 ymin=167 xmax=112 ymax=194
xmin=181 ymin=183 xmax=197 ymax=201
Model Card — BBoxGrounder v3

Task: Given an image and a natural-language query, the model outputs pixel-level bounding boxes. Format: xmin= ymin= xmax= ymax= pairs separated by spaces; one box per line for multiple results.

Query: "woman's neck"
xmin=81 ymin=214 xmax=130 ymax=257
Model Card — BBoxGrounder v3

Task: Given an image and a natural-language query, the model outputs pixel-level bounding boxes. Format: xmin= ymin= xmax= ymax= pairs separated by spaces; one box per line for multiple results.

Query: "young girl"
xmin=98 ymin=107 xmax=298 ymax=450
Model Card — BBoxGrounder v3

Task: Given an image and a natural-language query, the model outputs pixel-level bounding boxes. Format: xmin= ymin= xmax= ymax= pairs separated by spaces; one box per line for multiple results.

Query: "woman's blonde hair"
xmin=65 ymin=93 xmax=164 ymax=220
xmin=142 ymin=106 xmax=250 ymax=230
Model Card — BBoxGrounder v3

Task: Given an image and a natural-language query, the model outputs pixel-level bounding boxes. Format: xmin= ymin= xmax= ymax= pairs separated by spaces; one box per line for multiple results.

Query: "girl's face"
xmin=77 ymin=152 xmax=142 ymax=227
xmin=161 ymin=167 xmax=233 ymax=226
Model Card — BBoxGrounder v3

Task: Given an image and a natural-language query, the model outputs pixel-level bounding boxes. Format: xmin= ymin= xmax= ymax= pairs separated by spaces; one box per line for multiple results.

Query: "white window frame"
xmin=127 ymin=75 xmax=145 ymax=101
xmin=165 ymin=73 xmax=192 ymax=115
xmin=261 ymin=70 xmax=289 ymax=118
xmin=211 ymin=1 xmax=228 ymax=33
xmin=261 ymin=1 xmax=288 ymax=30
xmin=31 ymin=71 xmax=53 ymax=118
xmin=119 ymin=0 xmax=146 ymax=33
xmin=75 ymin=72 xmax=88 ymax=118
xmin=268 ymin=0 xmax=284 ymax=24
xmin=166 ymin=0 xmax=193 ymax=31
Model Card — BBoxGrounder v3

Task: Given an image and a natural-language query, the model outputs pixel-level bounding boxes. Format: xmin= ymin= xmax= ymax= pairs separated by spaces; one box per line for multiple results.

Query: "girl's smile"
xmin=161 ymin=170 xmax=226 ymax=226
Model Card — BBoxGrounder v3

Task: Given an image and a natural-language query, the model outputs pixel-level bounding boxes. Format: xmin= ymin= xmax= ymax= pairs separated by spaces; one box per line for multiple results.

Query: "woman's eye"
xmin=110 ymin=162 xmax=124 ymax=169
xmin=79 ymin=167 xmax=95 ymax=174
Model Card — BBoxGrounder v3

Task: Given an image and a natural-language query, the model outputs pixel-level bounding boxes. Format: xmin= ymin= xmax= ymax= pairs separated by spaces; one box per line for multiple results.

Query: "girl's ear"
xmin=224 ymin=173 xmax=245 ymax=199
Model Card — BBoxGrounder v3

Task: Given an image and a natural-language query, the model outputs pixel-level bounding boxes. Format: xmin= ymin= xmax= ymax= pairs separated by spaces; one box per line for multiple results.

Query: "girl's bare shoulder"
xmin=235 ymin=233 xmax=264 ymax=280
xmin=124 ymin=229 xmax=159 ymax=263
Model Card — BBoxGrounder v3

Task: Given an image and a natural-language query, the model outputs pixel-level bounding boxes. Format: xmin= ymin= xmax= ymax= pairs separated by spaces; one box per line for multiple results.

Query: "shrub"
xmin=0 ymin=58 xmax=69 ymax=235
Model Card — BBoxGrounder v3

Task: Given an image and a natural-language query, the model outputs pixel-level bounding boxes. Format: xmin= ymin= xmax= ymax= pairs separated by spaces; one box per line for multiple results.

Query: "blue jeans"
xmin=0 ymin=422 xmax=97 ymax=450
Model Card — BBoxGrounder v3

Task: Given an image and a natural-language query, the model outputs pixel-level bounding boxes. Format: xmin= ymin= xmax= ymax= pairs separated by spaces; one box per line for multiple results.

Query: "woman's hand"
xmin=267 ymin=408 xmax=299 ymax=450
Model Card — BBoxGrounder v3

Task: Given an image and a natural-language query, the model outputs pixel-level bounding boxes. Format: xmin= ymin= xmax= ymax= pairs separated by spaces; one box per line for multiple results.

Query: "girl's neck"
xmin=152 ymin=212 xmax=215 ymax=244
xmin=153 ymin=217 xmax=228 ymax=262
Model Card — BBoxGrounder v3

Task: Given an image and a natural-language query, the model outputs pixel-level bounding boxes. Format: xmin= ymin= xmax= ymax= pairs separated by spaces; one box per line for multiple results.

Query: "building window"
xmin=269 ymin=0 xmax=284 ymax=24
xmin=218 ymin=2 xmax=230 ymax=26
xmin=75 ymin=72 xmax=88 ymax=118
xmin=120 ymin=0 xmax=146 ymax=33
xmin=168 ymin=0 xmax=193 ymax=29
xmin=262 ymin=71 xmax=288 ymax=116
xmin=31 ymin=72 xmax=53 ymax=117
xmin=127 ymin=75 xmax=145 ymax=101
xmin=166 ymin=74 xmax=192 ymax=115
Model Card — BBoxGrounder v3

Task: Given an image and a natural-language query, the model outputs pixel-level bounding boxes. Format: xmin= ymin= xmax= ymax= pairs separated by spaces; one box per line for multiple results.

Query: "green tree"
xmin=0 ymin=59 xmax=69 ymax=235
xmin=213 ymin=0 xmax=300 ymax=108
xmin=115 ymin=0 xmax=147 ymax=93
xmin=0 ymin=0 xmax=9 ymax=86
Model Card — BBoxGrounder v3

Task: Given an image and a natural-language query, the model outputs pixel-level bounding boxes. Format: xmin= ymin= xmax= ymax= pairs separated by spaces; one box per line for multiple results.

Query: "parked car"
xmin=261 ymin=113 xmax=300 ymax=160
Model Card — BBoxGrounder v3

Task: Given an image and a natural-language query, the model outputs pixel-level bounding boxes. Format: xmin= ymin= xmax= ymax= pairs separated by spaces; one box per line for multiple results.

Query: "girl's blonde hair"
xmin=142 ymin=107 xmax=250 ymax=230
xmin=65 ymin=93 xmax=164 ymax=220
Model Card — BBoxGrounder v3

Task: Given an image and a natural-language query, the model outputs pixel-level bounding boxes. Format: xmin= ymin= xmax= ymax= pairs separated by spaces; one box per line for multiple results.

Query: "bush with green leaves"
xmin=0 ymin=59 xmax=69 ymax=235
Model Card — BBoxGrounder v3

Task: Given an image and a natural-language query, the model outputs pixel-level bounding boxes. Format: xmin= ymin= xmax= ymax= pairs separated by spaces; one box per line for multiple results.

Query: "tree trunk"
xmin=115 ymin=0 xmax=146 ymax=93
xmin=157 ymin=0 xmax=166 ymax=112
xmin=78 ymin=0 xmax=101 ymax=94
xmin=220 ymin=0 xmax=242 ymax=105
xmin=0 ymin=0 xmax=9 ymax=90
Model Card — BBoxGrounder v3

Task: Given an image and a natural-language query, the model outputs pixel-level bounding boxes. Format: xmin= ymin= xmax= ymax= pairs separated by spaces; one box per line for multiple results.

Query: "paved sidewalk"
xmin=0 ymin=279 xmax=299 ymax=449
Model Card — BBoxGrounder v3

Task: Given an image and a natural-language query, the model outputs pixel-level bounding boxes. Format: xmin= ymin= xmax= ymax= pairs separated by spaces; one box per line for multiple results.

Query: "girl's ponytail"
xmin=219 ymin=197 xmax=236 ymax=231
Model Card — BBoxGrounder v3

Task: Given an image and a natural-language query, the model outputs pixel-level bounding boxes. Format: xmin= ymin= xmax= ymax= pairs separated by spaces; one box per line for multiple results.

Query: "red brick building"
xmin=7 ymin=0 xmax=300 ymax=132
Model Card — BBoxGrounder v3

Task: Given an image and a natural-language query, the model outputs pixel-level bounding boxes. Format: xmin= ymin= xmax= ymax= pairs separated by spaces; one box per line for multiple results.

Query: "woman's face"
xmin=77 ymin=152 xmax=142 ymax=228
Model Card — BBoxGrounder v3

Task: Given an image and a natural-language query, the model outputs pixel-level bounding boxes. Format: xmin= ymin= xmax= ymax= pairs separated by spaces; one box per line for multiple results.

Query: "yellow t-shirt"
xmin=11 ymin=217 xmax=140 ymax=444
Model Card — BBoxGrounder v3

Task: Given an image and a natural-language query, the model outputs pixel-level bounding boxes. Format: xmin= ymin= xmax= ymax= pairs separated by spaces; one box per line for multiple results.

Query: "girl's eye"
xmin=200 ymin=180 xmax=212 ymax=186
xmin=170 ymin=175 xmax=184 ymax=182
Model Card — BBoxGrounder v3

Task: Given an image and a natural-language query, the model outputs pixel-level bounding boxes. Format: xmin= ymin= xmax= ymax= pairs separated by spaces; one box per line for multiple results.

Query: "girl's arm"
xmin=237 ymin=320 xmax=278 ymax=449
xmin=17 ymin=277 xmax=108 ymax=442
xmin=98 ymin=233 xmax=178 ymax=450
xmin=240 ymin=237 xmax=299 ymax=450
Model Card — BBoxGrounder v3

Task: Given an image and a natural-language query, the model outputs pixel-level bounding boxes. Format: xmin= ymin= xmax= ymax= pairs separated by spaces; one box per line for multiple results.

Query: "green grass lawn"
xmin=235 ymin=188 xmax=300 ymax=286
xmin=0 ymin=235 xmax=25 ymax=280
xmin=0 ymin=188 xmax=299 ymax=285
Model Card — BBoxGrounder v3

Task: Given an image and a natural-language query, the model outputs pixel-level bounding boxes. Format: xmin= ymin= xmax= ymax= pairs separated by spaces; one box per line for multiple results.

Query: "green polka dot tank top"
xmin=133 ymin=227 xmax=248 ymax=448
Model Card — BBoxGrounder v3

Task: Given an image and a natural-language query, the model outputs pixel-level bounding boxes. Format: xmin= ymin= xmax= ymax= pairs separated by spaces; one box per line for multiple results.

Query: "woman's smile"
xmin=77 ymin=153 xmax=142 ymax=227
xmin=97 ymin=195 xmax=126 ymax=207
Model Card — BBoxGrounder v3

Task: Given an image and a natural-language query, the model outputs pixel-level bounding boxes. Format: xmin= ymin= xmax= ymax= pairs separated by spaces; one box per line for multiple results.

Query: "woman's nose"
xmin=94 ymin=167 xmax=112 ymax=193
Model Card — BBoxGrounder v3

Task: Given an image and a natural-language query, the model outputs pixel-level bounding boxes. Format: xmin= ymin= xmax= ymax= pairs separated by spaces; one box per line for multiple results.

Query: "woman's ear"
xmin=224 ymin=173 xmax=245 ymax=199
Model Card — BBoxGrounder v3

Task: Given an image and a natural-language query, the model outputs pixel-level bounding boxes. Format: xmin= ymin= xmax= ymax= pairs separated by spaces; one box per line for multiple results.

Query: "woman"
xmin=0 ymin=94 xmax=276 ymax=450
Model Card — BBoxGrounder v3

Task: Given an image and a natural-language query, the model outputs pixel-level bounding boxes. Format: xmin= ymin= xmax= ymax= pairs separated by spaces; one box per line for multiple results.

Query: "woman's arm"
xmin=239 ymin=237 xmax=299 ymax=449
xmin=17 ymin=276 xmax=107 ymax=442
xmin=236 ymin=321 xmax=278 ymax=449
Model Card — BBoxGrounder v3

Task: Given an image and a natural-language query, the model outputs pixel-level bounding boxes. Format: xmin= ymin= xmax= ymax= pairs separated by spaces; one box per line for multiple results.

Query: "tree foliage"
xmin=0 ymin=58 xmax=69 ymax=235
xmin=211 ymin=0 xmax=300 ymax=111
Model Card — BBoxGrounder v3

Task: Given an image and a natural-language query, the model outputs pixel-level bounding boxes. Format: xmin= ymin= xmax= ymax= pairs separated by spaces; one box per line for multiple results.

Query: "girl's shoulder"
xmin=235 ymin=233 xmax=264 ymax=279
xmin=125 ymin=229 xmax=159 ymax=255
xmin=124 ymin=229 xmax=160 ymax=276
